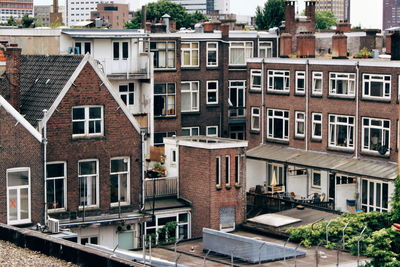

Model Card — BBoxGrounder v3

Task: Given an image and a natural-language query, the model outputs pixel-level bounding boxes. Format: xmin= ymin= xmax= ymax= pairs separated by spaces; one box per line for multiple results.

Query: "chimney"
xmin=280 ymin=33 xmax=292 ymax=58
xmin=5 ymin=44 xmax=21 ymax=111
xmin=305 ymin=0 xmax=316 ymax=22
xmin=296 ymin=33 xmax=315 ymax=58
xmin=162 ymin=14 xmax=171 ymax=33
xmin=386 ymin=32 xmax=393 ymax=55
xmin=332 ymin=31 xmax=348 ymax=59
xmin=336 ymin=21 xmax=351 ymax=32
xmin=221 ymin=24 xmax=229 ymax=39
xmin=391 ymin=31 xmax=400 ymax=60
xmin=141 ymin=5 xmax=147 ymax=31
xmin=284 ymin=0 xmax=295 ymax=34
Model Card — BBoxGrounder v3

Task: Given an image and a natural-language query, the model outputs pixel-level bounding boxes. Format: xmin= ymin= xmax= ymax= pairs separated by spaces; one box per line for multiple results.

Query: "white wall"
xmin=287 ymin=173 xmax=307 ymax=198
xmin=245 ymin=159 xmax=266 ymax=191
xmin=336 ymin=184 xmax=357 ymax=212
xmin=308 ymin=170 xmax=329 ymax=198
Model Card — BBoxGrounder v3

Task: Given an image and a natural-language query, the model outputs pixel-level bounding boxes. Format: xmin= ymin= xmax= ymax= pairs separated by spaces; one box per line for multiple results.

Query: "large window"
xmin=110 ymin=158 xmax=130 ymax=206
xmin=225 ymin=156 xmax=230 ymax=186
xmin=229 ymin=41 xmax=253 ymax=65
xmin=206 ymin=126 xmax=218 ymax=137
xmin=295 ymin=71 xmax=305 ymax=94
xmin=154 ymin=83 xmax=175 ymax=116
xmin=119 ymin=83 xmax=134 ymax=107
xmin=312 ymin=72 xmax=323 ymax=95
xmin=266 ymin=163 xmax=284 ymax=185
xmin=295 ymin=111 xmax=305 ymax=138
xmin=362 ymin=117 xmax=390 ymax=154
xmin=362 ymin=74 xmax=391 ymax=99
xmin=207 ymin=81 xmax=218 ymax=104
xmin=182 ymin=127 xmax=199 ymax=136
xmin=206 ymin=42 xmax=218 ymax=67
xmin=312 ymin=113 xmax=322 ymax=139
xmin=216 ymin=156 xmax=221 ymax=186
xmin=329 ymin=114 xmax=355 ymax=149
xmin=250 ymin=69 xmax=262 ymax=90
xmin=72 ymin=106 xmax=103 ymax=137
xmin=267 ymin=109 xmax=289 ymax=140
xmin=258 ymin=41 xmax=273 ymax=58
xmin=74 ymin=41 xmax=91 ymax=55
xmin=113 ymin=41 xmax=129 ymax=60
xmin=7 ymin=168 xmax=31 ymax=225
xmin=251 ymin=107 xmax=260 ymax=131
xmin=329 ymin=73 xmax=356 ymax=97
xmin=181 ymin=42 xmax=199 ymax=67
xmin=268 ymin=70 xmax=290 ymax=92
xmin=312 ymin=170 xmax=321 ymax=188
xmin=78 ymin=160 xmax=99 ymax=208
xmin=46 ymin=162 xmax=66 ymax=211
xmin=145 ymin=212 xmax=191 ymax=244
xmin=362 ymin=179 xmax=389 ymax=212
xmin=229 ymin=81 xmax=246 ymax=117
xmin=150 ymin=41 xmax=175 ymax=69
xmin=181 ymin=81 xmax=199 ymax=112
xmin=235 ymin=155 xmax=240 ymax=184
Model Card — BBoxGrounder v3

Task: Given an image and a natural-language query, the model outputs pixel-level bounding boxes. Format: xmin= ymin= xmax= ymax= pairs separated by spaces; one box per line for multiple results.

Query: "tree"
xmin=392 ymin=176 xmax=400 ymax=222
xmin=21 ymin=14 xmax=34 ymax=28
xmin=315 ymin=11 xmax=337 ymax=30
xmin=255 ymin=0 xmax=285 ymax=30
xmin=6 ymin=16 xmax=16 ymax=26
xmin=125 ymin=0 xmax=207 ymax=30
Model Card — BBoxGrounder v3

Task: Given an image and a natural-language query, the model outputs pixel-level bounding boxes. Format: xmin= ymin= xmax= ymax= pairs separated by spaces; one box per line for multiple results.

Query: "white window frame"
xmin=328 ymin=114 xmax=355 ymax=150
xmin=181 ymin=81 xmax=199 ymax=112
xmin=216 ymin=156 xmax=221 ymax=186
xmin=250 ymin=69 xmax=262 ymax=91
xmin=182 ymin=127 xmax=200 ymax=136
xmin=361 ymin=179 xmax=389 ymax=212
xmin=295 ymin=111 xmax=305 ymax=138
xmin=295 ymin=71 xmax=305 ymax=94
xmin=150 ymin=41 xmax=176 ymax=69
xmin=267 ymin=70 xmax=290 ymax=92
xmin=361 ymin=117 xmax=390 ymax=155
xmin=312 ymin=113 xmax=323 ymax=140
xmin=119 ymin=83 xmax=135 ymax=107
xmin=311 ymin=170 xmax=322 ymax=189
xmin=258 ymin=41 xmax=273 ymax=58
xmin=72 ymin=106 xmax=104 ymax=138
xmin=113 ymin=41 xmax=129 ymax=60
xmin=234 ymin=155 xmax=240 ymax=184
xmin=225 ymin=155 xmax=231 ymax=186
xmin=181 ymin=42 xmax=199 ymax=67
xmin=206 ymin=81 xmax=218 ymax=104
xmin=229 ymin=41 xmax=253 ymax=66
xmin=329 ymin=72 xmax=356 ymax=97
xmin=78 ymin=159 xmax=99 ymax=209
xmin=362 ymin=74 xmax=391 ymax=100
xmin=267 ymin=108 xmax=289 ymax=141
xmin=7 ymin=167 xmax=31 ymax=225
xmin=110 ymin=157 xmax=130 ymax=207
xmin=46 ymin=162 xmax=67 ymax=212
xmin=74 ymin=41 xmax=92 ymax=55
xmin=228 ymin=80 xmax=246 ymax=117
xmin=154 ymin=83 xmax=176 ymax=117
xmin=251 ymin=107 xmax=260 ymax=131
xmin=312 ymin=72 xmax=323 ymax=95
xmin=206 ymin=42 xmax=218 ymax=67
xmin=206 ymin=126 xmax=219 ymax=137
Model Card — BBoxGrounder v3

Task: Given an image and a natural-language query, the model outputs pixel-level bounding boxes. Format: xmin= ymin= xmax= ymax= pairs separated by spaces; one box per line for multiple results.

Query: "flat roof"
xmin=62 ymin=29 xmax=149 ymax=39
xmin=164 ymin=135 xmax=248 ymax=149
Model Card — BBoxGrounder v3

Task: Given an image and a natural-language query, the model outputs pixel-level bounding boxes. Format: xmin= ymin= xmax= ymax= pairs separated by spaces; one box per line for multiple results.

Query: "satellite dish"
xmin=378 ymin=145 xmax=387 ymax=155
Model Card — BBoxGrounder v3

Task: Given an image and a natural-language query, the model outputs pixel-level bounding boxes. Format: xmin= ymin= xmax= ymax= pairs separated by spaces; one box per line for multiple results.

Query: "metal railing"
xmin=145 ymin=177 xmax=177 ymax=199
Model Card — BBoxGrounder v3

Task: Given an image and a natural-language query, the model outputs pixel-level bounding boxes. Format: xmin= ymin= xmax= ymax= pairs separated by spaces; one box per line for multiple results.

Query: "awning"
xmin=247 ymin=145 xmax=398 ymax=180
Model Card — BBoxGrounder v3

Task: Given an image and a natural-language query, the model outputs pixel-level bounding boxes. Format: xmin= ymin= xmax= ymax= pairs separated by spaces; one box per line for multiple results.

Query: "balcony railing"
xmin=96 ymin=54 xmax=150 ymax=79
xmin=144 ymin=177 xmax=177 ymax=199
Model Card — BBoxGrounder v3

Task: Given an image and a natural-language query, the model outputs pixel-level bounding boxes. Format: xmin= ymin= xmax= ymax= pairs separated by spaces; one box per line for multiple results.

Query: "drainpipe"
xmin=42 ymin=110 xmax=48 ymax=225
xmin=261 ymin=58 xmax=265 ymax=145
xmin=140 ymin=131 xmax=146 ymax=211
xmin=305 ymin=59 xmax=309 ymax=151
xmin=355 ymin=61 xmax=360 ymax=159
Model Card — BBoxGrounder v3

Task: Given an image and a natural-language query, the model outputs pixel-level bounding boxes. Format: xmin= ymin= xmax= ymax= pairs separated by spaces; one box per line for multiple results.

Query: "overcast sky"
xmin=35 ymin=0 xmax=383 ymax=29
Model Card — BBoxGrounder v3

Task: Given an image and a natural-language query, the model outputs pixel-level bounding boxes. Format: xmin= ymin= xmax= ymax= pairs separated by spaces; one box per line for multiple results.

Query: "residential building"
xmin=315 ymin=0 xmax=350 ymax=22
xmin=0 ymin=0 xmax=33 ymax=24
xmin=383 ymin=0 xmax=400 ymax=30
xmin=34 ymin=5 xmax=66 ymax=26
xmin=66 ymin=0 xmax=115 ymax=26
xmin=90 ymin=3 xmax=130 ymax=29
xmin=169 ymin=0 xmax=229 ymax=14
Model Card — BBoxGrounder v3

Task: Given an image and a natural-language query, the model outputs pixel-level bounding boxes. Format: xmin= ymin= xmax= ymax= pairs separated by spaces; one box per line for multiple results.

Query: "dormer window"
xmin=72 ymin=106 xmax=104 ymax=137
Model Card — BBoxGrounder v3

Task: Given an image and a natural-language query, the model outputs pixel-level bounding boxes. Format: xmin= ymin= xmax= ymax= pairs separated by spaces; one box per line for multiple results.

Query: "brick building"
xmin=316 ymin=0 xmax=350 ymax=22
xmin=383 ymin=0 xmax=400 ymax=30
xmin=90 ymin=3 xmax=130 ymax=29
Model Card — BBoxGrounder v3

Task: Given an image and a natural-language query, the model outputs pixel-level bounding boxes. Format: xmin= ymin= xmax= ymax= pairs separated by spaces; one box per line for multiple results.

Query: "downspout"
xmin=261 ymin=59 xmax=265 ymax=145
xmin=42 ymin=110 xmax=48 ymax=225
xmin=355 ymin=61 xmax=360 ymax=159
xmin=140 ymin=131 xmax=146 ymax=211
xmin=305 ymin=60 xmax=309 ymax=151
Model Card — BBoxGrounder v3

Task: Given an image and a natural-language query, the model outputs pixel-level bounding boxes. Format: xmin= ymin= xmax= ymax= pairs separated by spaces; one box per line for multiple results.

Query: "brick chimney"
xmin=391 ymin=31 xmax=400 ymax=60
xmin=221 ymin=24 xmax=229 ymax=39
xmin=280 ymin=33 xmax=293 ymax=58
xmin=296 ymin=33 xmax=315 ymax=58
xmin=336 ymin=21 xmax=351 ymax=32
xmin=5 ymin=44 xmax=21 ymax=111
xmin=305 ymin=0 xmax=316 ymax=22
xmin=332 ymin=31 xmax=348 ymax=59
xmin=284 ymin=0 xmax=295 ymax=34
xmin=386 ymin=32 xmax=392 ymax=55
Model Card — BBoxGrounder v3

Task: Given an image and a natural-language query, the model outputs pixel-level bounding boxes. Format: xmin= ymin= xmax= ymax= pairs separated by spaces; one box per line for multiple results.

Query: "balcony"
xmin=96 ymin=54 xmax=150 ymax=80
xmin=144 ymin=177 xmax=177 ymax=199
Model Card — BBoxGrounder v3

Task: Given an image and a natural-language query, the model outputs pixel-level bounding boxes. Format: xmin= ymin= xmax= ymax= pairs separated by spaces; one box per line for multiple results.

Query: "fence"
xmin=144 ymin=177 xmax=177 ymax=199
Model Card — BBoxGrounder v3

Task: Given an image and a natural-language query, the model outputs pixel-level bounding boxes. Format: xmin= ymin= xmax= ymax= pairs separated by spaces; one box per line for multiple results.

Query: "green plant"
xmin=354 ymin=47 xmax=372 ymax=58
xmin=255 ymin=0 xmax=285 ymax=30
xmin=391 ymin=176 xmax=400 ymax=222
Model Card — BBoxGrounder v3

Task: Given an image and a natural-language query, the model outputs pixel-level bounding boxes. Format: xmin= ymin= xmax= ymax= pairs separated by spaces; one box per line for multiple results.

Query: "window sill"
xmin=327 ymin=95 xmax=355 ymax=100
xmin=181 ymin=66 xmax=200 ymax=69
xmin=294 ymin=135 xmax=305 ymax=140
xmin=72 ymin=136 xmax=106 ymax=142
xmin=216 ymin=185 xmax=222 ymax=190
xmin=225 ymin=184 xmax=231 ymax=190
xmin=154 ymin=68 xmax=177 ymax=72
xmin=311 ymin=138 xmax=322 ymax=143
xmin=360 ymin=150 xmax=390 ymax=158
xmin=181 ymin=111 xmax=201 ymax=115
xmin=250 ymin=130 xmax=260 ymax=134
xmin=48 ymin=208 xmax=67 ymax=213
xmin=327 ymin=146 xmax=354 ymax=154
xmin=311 ymin=94 xmax=323 ymax=98
xmin=266 ymin=90 xmax=290 ymax=95
xmin=78 ymin=205 xmax=99 ymax=211
xmin=266 ymin=138 xmax=289 ymax=145
xmin=235 ymin=183 xmax=242 ymax=189
xmin=311 ymin=186 xmax=322 ymax=190
xmin=206 ymin=103 xmax=220 ymax=108
xmin=361 ymin=97 xmax=391 ymax=103
xmin=110 ymin=203 xmax=130 ymax=208
xmin=249 ymin=89 xmax=262 ymax=94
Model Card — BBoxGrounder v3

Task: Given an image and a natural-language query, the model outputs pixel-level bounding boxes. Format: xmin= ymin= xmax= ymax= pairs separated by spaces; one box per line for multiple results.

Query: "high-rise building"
xmin=169 ymin=0 xmax=229 ymax=14
xmin=383 ymin=0 xmax=400 ymax=29
xmin=34 ymin=5 xmax=66 ymax=26
xmin=315 ymin=0 xmax=350 ymax=22
xmin=0 ymin=0 xmax=33 ymax=24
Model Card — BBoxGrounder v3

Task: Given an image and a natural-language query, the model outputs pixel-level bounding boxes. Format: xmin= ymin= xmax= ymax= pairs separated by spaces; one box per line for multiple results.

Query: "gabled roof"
xmin=0 ymin=95 xmax=41 ymax=142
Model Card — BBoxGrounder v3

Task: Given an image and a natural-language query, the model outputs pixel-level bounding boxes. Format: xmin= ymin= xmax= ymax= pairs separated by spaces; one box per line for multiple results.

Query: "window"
xmin=295 ymin=111 xmax=305 ymax=138
xmin=268 ymin=70 xmax=290 ymax=92
xmin=181 ymin=42 xmax=199 ymax=67
xmin=171 ymin=150 xmax=177 ymax=164
xmin=225 ymin=156 xmax=230 ymax=186
xmin=362 ymin=74 xmax=391 ymax=99
xmin=234 ymin=155 xmax=240 ymax=184
xmin=113 ymin=41 xmax=129 ymax=60
xmin=362 ymin=117 xmax=390 ymax=154
xmin=110 ymin=158 xmax=130 ymax=206
xmin=259 ymin=41 xmax=273 ymax=58
xmin=267 ymin=109 xmax=289 ymax=140
xmin=181 ymin=81 xmax=199 ymax=112
xmin=312 ymin=72 xmax=323 ymax=95
xmin=207 ymin=81 xmax=218 ymax=104
xmin=296 ymin=71 xmax=305 ymax=94
xmin=46 ymin=162 xmax=66 ymax=211
xmin=182 ymin=127 xmax=199 ymax=136
xmin=329 ymin=114 xmax=355 ymax=149
xmin=206 ymin=42 xmax=218 ymax=67
xmin=72 ymin=106 xmax=103 ymax=137
xmin=229 ymin=41 xmax=253 ymax=65
xmin=336 ymin=175 xmax=356 ymax=185
xmin=312 ymin=113 xmax=322 ymax=139
xmin=150 ymin=41 xmax=175 ymax=69
xmin=250 ymin=69 xmax=262 ymax=90
xmin=312 ymin=170 xmax=321 ymax=188
xmin=154 ymin=83 xmax=175 ymax=116
xmin=7 ymin=168 xmax=31 ymax=225
xmin=119 ymin=83 xmax=134 ymax=107
xmin=78 ymin=160 xmax=99 ymax=207
xmin=74 ymin=41 xmax=91 ymax=55
xmin=145 ymin=212 xmax=191 ymax=244
xmin=329 ymin=73 xmax=356 ymax=96
xmin=154 ymin=132 xmax=176 ymax=146
xmin=251 ymin=107 xmax=260 ymax=131
xmin=266 ymin=163 xmax=284 ymax=185
xmin=229 ymin=81 xmax=246 ymax=117
xmin=80 ymin=236 xmax=98 ymax=245
xmin=206 ymin=126 xmax=218 ymax=137
xmin=216 ymin=156 xmax=221 ymax=186
xmin=361 ymin=179 xmax=389 ymax=212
